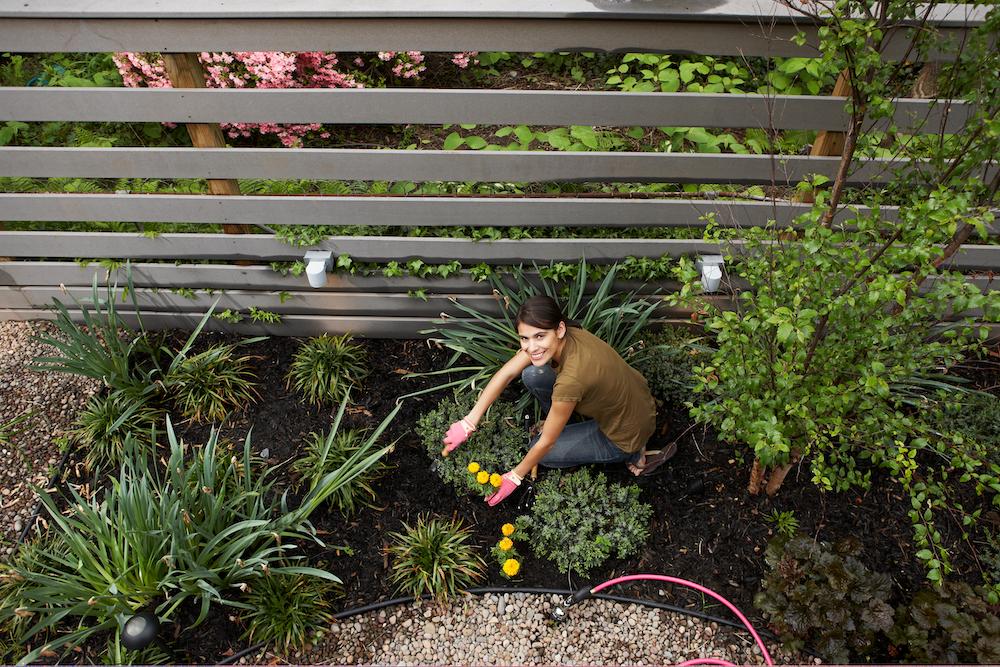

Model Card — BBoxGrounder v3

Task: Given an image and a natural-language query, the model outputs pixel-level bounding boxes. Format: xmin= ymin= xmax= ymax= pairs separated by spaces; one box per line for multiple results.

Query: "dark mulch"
xmin=51 ymin=332 xmax=999 ymax=663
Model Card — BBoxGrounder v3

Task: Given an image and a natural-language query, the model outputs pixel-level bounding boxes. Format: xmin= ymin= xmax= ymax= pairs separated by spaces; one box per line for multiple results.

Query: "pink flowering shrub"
xmin=114 ymin=51 xmax=478 ymax=147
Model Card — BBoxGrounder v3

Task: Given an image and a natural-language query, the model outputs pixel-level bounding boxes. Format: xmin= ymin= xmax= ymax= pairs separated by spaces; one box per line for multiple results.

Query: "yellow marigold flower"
xmin=489 ymin=473 xmax=503 ymax=488
xmin=498 ymin=537 xmax=513 ymax=551
xmin=476 ymin=471 xmax=490 ymax=484
xmin=467 ymin=462 xmax=481 ymax=474
xmin=501 ymin=523 xmax=515 ymax=537
xmin=502 ymin=558 xmax=520 ymax=577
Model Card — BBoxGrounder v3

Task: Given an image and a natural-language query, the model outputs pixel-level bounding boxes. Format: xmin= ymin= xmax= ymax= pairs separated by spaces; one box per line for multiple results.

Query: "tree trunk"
xmin=765 ymin=462 xmax=794 ymax=496
xmin=161 ymin=53 xmax=252 ymax=238
xmin=748 ymin=458 xmax=765 ymax=495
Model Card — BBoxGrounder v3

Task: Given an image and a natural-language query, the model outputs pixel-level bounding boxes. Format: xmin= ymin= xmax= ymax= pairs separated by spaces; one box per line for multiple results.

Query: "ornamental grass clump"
xmin=517 ymin=468 xmax=652 ymax=576
xmin=754 ymin=533 xmax=894 ymax=663
xmin=287 ymin=334 xmax=369 ymax=406
xmin=0 ymin=408 xmax=396 ymax=665
xmin=416 ymin=395 xmax=524 ymax=497
xmin=71 ymin=389 xmax=160 ymax=469
xmin=291 ymin=398 xmax=396 ymax=516
xmin=240 ymin=573 xmax=339 ymax=653
xmin=386 ymin=514 xmax=486 ymax=604
xmin=162 ymin=342 xmax=260 ymax=423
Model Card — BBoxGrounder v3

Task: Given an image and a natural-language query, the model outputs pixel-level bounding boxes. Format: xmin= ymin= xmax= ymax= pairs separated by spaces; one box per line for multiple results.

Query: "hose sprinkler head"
xmin=548 ymin=595 xmax=574 ymax=623
xmin=547 ymin=587 xmax=594 ymax=623
xmin=548 ymin=605 xmax=568 ymax=623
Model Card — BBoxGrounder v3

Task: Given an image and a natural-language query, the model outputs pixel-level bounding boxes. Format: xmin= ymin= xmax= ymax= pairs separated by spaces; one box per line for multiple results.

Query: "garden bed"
xmin=5 ymin=323 xmax=997 ymax=664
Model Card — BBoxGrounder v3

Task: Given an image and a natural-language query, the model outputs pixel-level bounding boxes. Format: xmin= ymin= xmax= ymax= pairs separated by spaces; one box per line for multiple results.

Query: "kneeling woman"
xmin=442 ymin=295 xmax=672 ymax=507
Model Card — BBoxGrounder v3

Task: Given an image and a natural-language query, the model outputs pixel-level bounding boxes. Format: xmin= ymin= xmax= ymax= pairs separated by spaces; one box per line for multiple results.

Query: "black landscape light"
xmin=121 ymin=611 xmax=161 ymax=651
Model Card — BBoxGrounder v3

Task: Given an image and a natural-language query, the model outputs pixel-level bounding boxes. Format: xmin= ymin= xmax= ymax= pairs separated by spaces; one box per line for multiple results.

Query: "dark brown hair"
xmin=516 ymin=295 xmax=578 ymax=330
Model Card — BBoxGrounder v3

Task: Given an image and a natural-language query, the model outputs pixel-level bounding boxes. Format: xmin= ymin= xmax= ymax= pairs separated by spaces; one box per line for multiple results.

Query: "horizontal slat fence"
xmin=0 ymin=89 xmax=975 ymax=133
xmin=0 ymin=1 xmax=995 ymax=336
xmin=9 ymin=147 xmax=994 ymax=186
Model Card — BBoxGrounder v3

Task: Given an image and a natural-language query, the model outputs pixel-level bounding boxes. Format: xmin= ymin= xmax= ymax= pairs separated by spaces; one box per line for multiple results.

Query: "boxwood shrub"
xmin=515 ymin=468 xmax=652 ymax=576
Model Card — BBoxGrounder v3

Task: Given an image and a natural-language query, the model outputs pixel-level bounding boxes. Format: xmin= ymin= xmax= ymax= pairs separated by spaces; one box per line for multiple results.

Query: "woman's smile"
xmin=517 ymin=322 xmax=565 ymax=366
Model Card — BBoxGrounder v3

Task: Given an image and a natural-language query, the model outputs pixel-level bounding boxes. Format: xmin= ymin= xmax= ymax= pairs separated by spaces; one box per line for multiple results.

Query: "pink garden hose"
xmin=554 ymin=573 xmax=774 ymax=667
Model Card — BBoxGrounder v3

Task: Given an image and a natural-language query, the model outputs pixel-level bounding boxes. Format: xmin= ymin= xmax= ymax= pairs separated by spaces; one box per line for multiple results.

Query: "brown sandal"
xmin=634 ymin=441 xmax=678 ymax=477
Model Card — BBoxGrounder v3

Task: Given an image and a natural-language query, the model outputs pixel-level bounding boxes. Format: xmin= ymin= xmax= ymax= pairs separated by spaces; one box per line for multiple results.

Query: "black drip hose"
xmin=218 ymin=586 xmax=800 ymax=665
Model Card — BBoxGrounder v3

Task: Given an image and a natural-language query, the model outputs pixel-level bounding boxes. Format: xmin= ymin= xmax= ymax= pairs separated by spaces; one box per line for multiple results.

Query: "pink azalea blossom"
xmin=114 ymin=50 xmax=474 ymax=144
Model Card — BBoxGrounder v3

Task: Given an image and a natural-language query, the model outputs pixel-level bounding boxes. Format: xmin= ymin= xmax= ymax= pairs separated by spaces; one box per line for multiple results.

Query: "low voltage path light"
xmin=696 ymin=254 xmax=725 ymax=292
xmin=304 ymin=250 xmax=333 ymax=289
xmin=120 ymin=611 xmax=160 ymax=651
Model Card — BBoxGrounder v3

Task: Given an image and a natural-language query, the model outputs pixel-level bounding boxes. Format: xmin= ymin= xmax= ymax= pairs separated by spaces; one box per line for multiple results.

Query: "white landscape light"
xmin=304 ymin=250 xmax=332 ymax=289
xmin=696 ymin=254 xmax=725 ymax=293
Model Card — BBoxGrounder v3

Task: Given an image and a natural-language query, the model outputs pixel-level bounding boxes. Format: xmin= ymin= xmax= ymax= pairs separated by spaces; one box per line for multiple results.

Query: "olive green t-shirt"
xmin=551 ymin=327 xmax=656 ymax=453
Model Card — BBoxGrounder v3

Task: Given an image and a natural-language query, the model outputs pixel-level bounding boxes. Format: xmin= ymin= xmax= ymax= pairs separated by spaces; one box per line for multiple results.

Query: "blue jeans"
xmin=521 ymin=364 xmax=640 ymax=468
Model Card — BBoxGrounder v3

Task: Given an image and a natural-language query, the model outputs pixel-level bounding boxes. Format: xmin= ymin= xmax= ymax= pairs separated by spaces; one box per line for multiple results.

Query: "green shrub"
xmin=754 ymin=533 xmax=894 ymax=663
xmin=932 ymin=392 xmax=1000 ymax=463
xmin=982 ymin=528 xmax=1000 ymax=603
xmin=0 ymin=406 xmax=395 ymax=664
xmin=240 ymin=573 xmax=338 ymax=652
xmin=291 ymin=426 xmax=394 ymax=516
xmin=415 ymin=394 xmax=525 ymax=497
xmin=889 ymin=581 xmax=1000 ymax=663
xmin=71 ymin=389 xmax=160 ymax=468
xmin=164 ymin=343 xmax=260 ymax=423
xmin=632 ymin=327 xmax=707 ymax=408
xmin=516 ymin=468 xmax=652 ymax=576
xmin=386 ymin=514 xmax=486 ymax=603
xmin=287 ymin=334 xmax=369 ymax=406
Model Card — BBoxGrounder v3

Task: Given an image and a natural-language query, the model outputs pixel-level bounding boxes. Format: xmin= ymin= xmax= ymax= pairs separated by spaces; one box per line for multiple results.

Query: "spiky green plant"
xmin=291 ymin=427 xmax=393 ymax=516
xmin=30 ymin=273 xmax=160 ymax=396
xmin=387 ymin=515 xmax=486 ymax=604
xmin=0 ymin=400 xmax=397 ymax=664
xmin=164 ymin=343 xmax=260 ymax=423
xmin=240 ymin=573 xmax=338 ymax=652
xmin=287 ymin=334 xmax=369 ymax=406
xmin=71 ymin=390 xmax=160 ymax=468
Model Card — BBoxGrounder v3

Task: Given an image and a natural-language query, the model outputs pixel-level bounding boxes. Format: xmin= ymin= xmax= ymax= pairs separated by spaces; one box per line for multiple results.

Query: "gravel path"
xmin=295 ymin=593 xmax=813 ymax=666
xmin=0 ymin=320 xmax=100 ymax=559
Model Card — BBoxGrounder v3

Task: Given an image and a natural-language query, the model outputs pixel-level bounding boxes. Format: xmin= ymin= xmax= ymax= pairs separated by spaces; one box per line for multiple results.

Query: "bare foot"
xmin=628 ymin=449 xmax=648 ymax=476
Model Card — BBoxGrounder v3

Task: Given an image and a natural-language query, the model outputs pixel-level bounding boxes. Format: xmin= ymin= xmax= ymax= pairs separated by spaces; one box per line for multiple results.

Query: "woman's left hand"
xmin=485 ymin=471 xmax=522 ymax=506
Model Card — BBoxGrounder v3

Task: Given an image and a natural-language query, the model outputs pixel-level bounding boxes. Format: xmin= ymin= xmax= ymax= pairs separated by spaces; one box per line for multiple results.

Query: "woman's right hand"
xmin=441 ymin=418 xmax=476 ymax=456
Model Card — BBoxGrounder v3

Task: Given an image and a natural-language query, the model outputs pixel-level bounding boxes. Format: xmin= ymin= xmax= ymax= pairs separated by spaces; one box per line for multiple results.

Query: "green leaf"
xmin=514 ymin=125 xmax=535 ymax=145
xmin=464 ymin=135 xmax=488 ymax=150
xmin=679 ymin=62 xmax=700 ymax=83
xmin=442 ymin=132 xmax=464 ymax=150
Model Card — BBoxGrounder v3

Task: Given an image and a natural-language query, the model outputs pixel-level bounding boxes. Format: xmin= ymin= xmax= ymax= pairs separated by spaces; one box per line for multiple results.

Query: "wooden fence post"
xmin=161 ymin=53 xmax=251 ymax=236
xmin=810 ymin=70 xmax=852 ymax=158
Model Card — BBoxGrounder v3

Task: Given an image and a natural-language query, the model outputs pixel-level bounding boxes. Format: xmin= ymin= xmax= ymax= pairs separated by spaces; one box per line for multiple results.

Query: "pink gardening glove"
xmin=486 ymin=471 xmax=522 ymax=507
xmin=441 ymin=418 xmax=475 ymax=456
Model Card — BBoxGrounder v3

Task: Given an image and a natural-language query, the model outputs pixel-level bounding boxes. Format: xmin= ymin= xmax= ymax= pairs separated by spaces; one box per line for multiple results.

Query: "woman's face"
xmin=517 ymin=321 xmax=566 ymax=366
